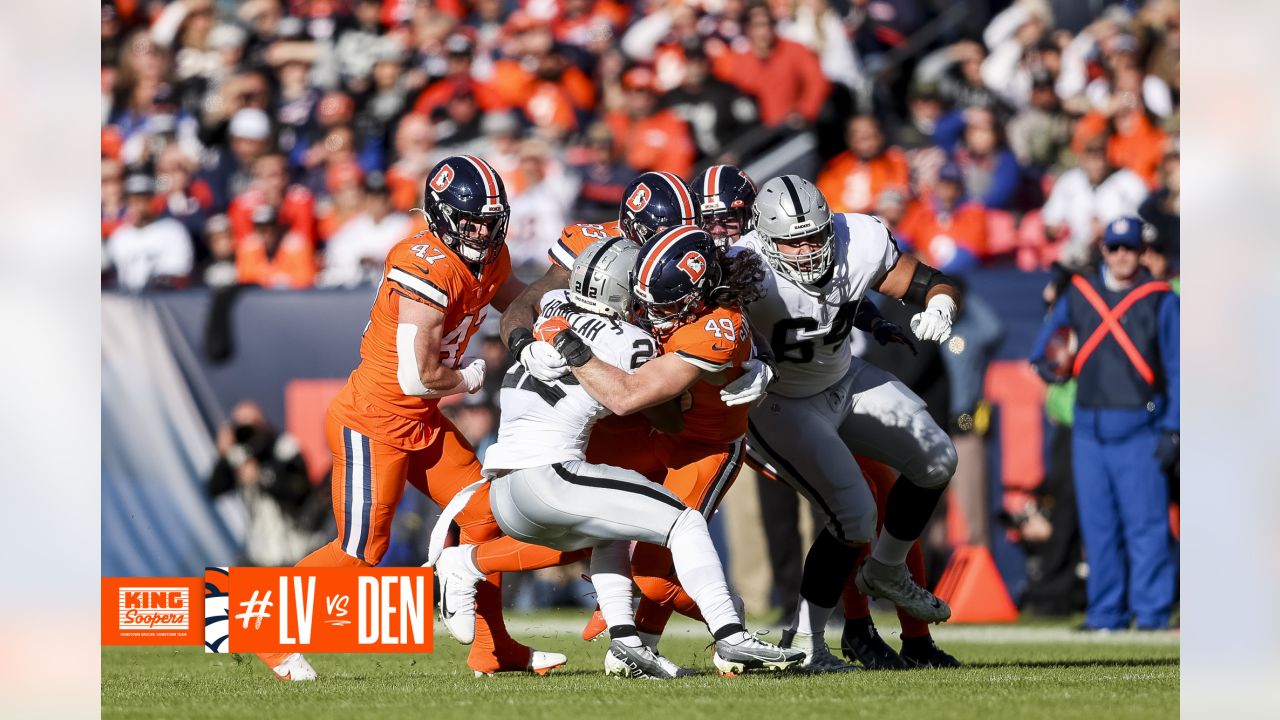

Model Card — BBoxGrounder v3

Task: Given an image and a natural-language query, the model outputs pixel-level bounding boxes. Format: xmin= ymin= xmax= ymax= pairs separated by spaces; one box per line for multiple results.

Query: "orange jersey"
xmin=547 ymin=219 xmax=624 ymax=270
xmin=663 ymin=305 xmax=752 ymax=444
xmin=330 ymin=230 xmax=511 ymax=450
xmin=817 ymin=149 xmax=910 ymax=214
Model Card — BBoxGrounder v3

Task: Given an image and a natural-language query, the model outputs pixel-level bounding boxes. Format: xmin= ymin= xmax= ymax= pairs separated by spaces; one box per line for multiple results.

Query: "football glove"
xmin=719 ymin=357 xmax=775 ymax=407
xmin=520 ymin=340 xmax=569 ymax=381
xmin=459 ymin=358 xmax=486 ymax=394
xmin=871 ymin=318 xmax=918 ymax=355
xmin=910 ymin=296 xmax=956 ymax=343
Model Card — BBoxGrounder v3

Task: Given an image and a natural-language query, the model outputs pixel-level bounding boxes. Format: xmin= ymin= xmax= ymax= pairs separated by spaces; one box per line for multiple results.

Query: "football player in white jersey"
xmin=733 ymin=175 xmax=962 ymax=670
xmin=431 ymin=238 xmax=805 ymax=679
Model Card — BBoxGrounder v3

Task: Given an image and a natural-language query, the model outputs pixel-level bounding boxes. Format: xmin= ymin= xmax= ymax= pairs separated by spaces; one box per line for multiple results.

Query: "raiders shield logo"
xmin=677 ymin=251 xmax=707 ymax=282
xmin=429 ymin=165 xmax=455 ymax=193
xmin=626 ymin=183 xmax=652 ymax=212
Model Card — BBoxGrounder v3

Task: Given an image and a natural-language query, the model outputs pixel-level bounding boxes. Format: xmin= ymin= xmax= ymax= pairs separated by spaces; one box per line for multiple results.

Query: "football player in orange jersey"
xmin=255 ymin=155 xmax=572 ymax=681
xmin=544 ymin=226 xmax=769 ymax=672
xmin=495 ymin=172 xmax=775 ymax=663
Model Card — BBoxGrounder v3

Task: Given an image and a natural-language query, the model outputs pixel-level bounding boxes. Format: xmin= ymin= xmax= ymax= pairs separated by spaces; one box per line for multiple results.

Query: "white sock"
xmin=870 ymin=529 xmax=914 ymax=566
xmin=666 ymin=510 xmax=740 ymax=636
xmin=590 ymin=541 xmax=637 ymax=630
xmin=794 ymin=598 xmax=833 ymax=643
xmin=460 ymin=545 xmax=484 ymax=578
xmin=616 ymin=634 xmax=643 ymax=648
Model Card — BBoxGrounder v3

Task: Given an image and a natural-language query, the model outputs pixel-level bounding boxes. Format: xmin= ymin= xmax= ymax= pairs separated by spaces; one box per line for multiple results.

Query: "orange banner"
xmin=219 ymin=567 xmax=434 ymax=654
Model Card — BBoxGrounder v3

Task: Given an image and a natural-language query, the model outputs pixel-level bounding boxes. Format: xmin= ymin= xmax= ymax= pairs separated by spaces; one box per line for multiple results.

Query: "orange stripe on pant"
xmin=259 ymin=409 xmax=530 ymax=674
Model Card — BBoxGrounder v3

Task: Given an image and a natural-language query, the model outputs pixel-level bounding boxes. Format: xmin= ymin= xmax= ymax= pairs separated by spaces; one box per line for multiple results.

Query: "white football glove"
xmin=520 ymin=340 xmax=570 ymax=381
xmin=719 ymin=358 xmax=775 ymax=407
xmin=459 ymin=358 xmax=486 ymax=393
xmin=910 ymin=296 xmax=957 ymax=343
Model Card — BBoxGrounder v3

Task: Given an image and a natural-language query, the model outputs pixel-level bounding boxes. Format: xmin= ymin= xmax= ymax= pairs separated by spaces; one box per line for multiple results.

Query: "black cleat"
xmin=840 ymin=618 xmax=907 ymax=670
xmin=899 ymin=636 xmax=962 ymax=669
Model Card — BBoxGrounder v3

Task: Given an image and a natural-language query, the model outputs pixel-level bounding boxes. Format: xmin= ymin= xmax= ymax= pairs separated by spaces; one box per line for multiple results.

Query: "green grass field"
xmin=102 ymin=613 xmax=1178 ymax=720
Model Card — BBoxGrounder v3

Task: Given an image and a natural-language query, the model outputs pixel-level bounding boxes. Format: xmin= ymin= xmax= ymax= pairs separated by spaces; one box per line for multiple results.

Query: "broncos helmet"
xmin=422 ymin=155 xmax=510 ymax=266
xmin=632 ymin=225 xmax=722 ymax=335
xmin=618 ymin=171 xmax=699 ymax=246
xmin=692 ymin=164 xmax=757 ymax=249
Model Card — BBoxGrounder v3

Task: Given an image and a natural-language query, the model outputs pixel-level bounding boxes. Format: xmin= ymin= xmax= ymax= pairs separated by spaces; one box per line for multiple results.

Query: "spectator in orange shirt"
xmin=228 ymin=153 xmax=317 ymax=245
xmin=488 ymin=16 xmax=596 ymax=137
xmin=1072 ymin=65 xmax=1169 ymax=187
xmin=605 ymin=66 xmax=696 ymax=178
xmin=817 ymin=115 xmax=909 ymax=214
xmin=236 ymin=204 xmax=317 ymax=290
xmin=385 ymin=114 xmax=435 ymax=212
xmin=898 ymin=163 xmax=989 ymax=274
xmin=412 ymin=34 xmax=499 ymax=118
xmin=716 ymin=2 xmax=830 ymax=128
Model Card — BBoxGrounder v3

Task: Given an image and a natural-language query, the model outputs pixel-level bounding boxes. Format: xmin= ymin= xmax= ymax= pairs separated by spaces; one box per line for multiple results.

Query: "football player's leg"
xmin=633 ymin=440 xmax=744 ymax=640
xmin=748 ymin=394 xmax=874 ymax=667
xmin=472 ymin=535 xmax=590 ymax=574
xmin=837 ymin=369 xmax=957 ymax=570
xmin=259 ymin=416 xmax=409 ymax=675
xmin=412 ymin=419 xmax=530 ymax=674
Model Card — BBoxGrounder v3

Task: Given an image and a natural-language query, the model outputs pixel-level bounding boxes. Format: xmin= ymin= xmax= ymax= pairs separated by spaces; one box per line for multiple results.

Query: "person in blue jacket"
xmin=1029 ymin=216 xmax=1179 ymax=631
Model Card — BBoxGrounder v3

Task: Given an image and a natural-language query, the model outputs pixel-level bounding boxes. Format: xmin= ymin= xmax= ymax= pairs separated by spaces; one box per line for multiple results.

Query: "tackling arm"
xmin=571 ymin=352 xmax=704 ymax=417
xmin=875 ymin=252 xmax=962 ymax=309
xmin=499 ymin=265 xmax=568 ymax=351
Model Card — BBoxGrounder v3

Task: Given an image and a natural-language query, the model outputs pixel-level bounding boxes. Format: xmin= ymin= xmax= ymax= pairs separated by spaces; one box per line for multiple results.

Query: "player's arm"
xmin=396 ymin=295 xmax=484 ymax=397
xmin=874 ymin=253 xmax=963 ymax=343
xmin=500 ymin=264 xmax=568 ymax=349
xmin=852 ymin=298 xmax=917 ymax=354
xmin=571 ymin=351 xmax=703 ymax=417
xmin=490 ymin=273 xmax=529 ymax=313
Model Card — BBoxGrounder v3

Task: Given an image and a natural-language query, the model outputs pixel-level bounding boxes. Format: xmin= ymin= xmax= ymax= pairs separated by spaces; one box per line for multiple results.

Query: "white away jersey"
xmin=736 ymin=212 xmax=900 ymax=398
xmin=482 ymin=289 xmax=659 ymax=472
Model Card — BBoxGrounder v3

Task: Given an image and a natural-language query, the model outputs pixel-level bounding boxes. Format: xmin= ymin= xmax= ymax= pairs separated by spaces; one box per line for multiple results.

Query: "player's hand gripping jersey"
xmin=485 ymin=289 xmax=658 ymax=471
xmin=330 ymin=229 xmax=512 ymax=449
xmin=736 ymin=213 xmax=898 ymax=398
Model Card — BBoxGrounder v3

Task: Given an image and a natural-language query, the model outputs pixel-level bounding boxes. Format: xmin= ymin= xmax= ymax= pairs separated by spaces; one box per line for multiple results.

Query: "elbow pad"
xmin=396 ymin=323 xmax=434 ymax=397
xmin=903 ymin=262 xmax=958 ymax=307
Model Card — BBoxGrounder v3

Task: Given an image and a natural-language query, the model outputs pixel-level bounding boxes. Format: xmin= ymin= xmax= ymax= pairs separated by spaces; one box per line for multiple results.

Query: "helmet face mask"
xmin=435 ymin=205 xmax=508 ymax=265
xmin=752 ymin=175 xmax=835 ymax=285
xmin=635 ymin=291 xmax=705 ymax=335
xmin=693 ymin=164 xmax=757 ymax=250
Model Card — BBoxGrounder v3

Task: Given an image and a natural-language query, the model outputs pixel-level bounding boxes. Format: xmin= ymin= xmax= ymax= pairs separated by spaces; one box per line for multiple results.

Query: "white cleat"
xmin=435 ymin=546 xmax=480 ymax=645
xmin=782 ymin=631 xmax=860 ymax=673
xmin=474 ymin=650 xmax=568 ymax=677
xmin=604 ymin=639 xmax=695 ymax=679
xmin=855 ymin=557 xmax=952 ymax=624
xmin=712 ymin=631 xmax=805 ymax=675
xmin=271 ymin=653 xmax=317 ymax=682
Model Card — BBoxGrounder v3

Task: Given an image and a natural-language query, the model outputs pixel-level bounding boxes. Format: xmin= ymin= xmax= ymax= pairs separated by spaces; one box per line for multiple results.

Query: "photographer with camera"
xmin=208 ymin=400 xmax=319 ymax=566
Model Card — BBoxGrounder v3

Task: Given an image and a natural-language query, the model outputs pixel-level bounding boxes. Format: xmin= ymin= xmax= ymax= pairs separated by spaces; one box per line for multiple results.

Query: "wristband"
xmin=507 ymin=327 xmax=535 ymax=360
xmin=552 ymin=329 xmax=595 ymax=367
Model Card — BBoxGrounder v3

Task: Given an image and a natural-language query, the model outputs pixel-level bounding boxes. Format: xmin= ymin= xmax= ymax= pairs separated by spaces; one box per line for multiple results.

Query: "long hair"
xmin=711 ymin=249 xmax=766 ymax=310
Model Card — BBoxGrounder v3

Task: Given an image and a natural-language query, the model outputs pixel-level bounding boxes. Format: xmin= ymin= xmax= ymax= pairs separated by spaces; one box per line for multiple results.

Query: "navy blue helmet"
xmin=618 ymin=171 xmax=699 ymax=246
xmin=692 ymin=164 xmax=757 ymax=249
xmin=632 ymin=225 xmax=722 ymax=335
xmin=422 ymin=155 xmax=509 ymax=266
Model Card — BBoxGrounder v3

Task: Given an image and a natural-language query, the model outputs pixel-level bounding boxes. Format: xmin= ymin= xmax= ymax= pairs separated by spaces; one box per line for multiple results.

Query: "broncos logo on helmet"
xmin=692 ymin=164 xmax=757 ymax=249
xmin=618 ymin=171 xmax=699 ymax=246
xmin=632 ymin=225 xmax=722 ymax=335
xmin=422 ymin=155 xmax=510 ymax=266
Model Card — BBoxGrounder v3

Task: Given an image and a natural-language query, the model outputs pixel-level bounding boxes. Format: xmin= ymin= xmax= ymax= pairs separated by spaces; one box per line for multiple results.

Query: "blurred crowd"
xmin=102 ymin=0 xmax=1180 ymax=292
